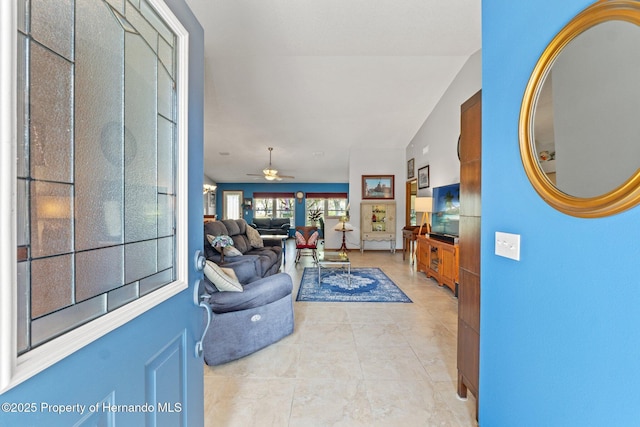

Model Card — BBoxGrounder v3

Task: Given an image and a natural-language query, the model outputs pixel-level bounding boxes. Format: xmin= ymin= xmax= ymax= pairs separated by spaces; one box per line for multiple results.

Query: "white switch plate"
xmin=495 ymin=232 xmax=521 ymax=261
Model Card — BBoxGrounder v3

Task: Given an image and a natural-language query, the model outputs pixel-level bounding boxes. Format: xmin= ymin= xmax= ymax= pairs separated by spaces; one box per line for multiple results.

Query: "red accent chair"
xmin=294 ymin=226 xmax=319 ymax=264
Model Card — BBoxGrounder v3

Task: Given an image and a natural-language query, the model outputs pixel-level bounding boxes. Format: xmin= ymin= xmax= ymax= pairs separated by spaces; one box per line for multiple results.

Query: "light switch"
xmin=495 ymin=231 xmax=521 ymax=261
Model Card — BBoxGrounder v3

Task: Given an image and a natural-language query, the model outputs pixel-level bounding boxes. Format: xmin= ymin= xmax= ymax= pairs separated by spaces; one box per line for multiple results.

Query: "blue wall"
xmin=482 ymin=1 xmax=640 ymax=425
xmin=215 ymin=182 xmax=348 ymax=231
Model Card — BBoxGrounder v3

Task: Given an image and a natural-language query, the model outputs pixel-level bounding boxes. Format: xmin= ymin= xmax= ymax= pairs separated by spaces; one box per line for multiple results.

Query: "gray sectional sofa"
xmin=201 ymin=218 xmax=294 ymax=365
xmin=250 ymin=217 xmax=291 ymax=236
xmin=201 ymin=258 xmax=294 ymax=366
xmin=204 ymin=219 xmax=282 ymax=277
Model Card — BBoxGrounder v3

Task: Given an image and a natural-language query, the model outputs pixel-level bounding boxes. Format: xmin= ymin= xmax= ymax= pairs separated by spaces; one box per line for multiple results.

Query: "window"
xmin=253 ymin=193 xmax=294 ymax=221
xmin=305 ymin=193 xmax=348 ymax=225
xmin=223 ymin=191 xmax=243 ymax=220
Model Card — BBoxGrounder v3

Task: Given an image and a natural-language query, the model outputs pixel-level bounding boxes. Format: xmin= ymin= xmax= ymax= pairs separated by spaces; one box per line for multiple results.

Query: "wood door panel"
xmin=460 ymin=91 xmax=481 ymax=163
xmin=460 ymin=159 xmax=481 ymax=217
xmin=457 ymin=320 xmax=479 ymax=395
xmin=458 ymin=269 xmax=480 ymax=332
xmin=459 ymin=216 xmax=480 ymax=273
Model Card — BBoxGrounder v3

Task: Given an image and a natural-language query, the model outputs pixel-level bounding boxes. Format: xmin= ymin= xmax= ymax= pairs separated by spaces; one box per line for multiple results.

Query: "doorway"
xmin=405 ymin=179 xmax=418 ymax=226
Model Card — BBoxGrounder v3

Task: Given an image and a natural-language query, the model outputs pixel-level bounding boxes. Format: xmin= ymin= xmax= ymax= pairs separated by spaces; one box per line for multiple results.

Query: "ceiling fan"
xmin=247 ymin=147 xmax=294 ymax=181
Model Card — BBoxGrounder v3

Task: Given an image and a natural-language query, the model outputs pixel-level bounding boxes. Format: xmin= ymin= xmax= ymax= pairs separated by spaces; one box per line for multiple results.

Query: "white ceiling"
xmin=184 ymin=0 xmax=482 ymax=183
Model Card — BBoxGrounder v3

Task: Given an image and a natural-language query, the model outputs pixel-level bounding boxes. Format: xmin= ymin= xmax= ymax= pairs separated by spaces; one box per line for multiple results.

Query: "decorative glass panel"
xmin=158 ymin=64 xmax=174 ymax=119
xmin=75 ymin=0 xmax=125 ymax=251
xmin=31 ymin=254 xmax=73 ymax=318
xmin=124 ymin=240 xmax=157 ymax=284
xmin=16 ymin=0 xmax=178 ymax=353
xmin=124 ymin=31 xmax=158 ymax=243
xmin=125 ymin=1 xmax=157 ymax=52
xmin=141 ymin=0 xmax=174 ymax=47
xmin=31 ymin=0 xmax=74 ymax=60
xmin=107 ymin=282 xmax=139 ymax=311
xmin=16 ymin=262 xmax=30 ymax=354
xmin=17 ymin=33 xmax=28 ymax=178
xmin=31 ymin=295 xmax=106 ymax=346
xmin=30 ymin=181 xmax=73 ymax=258
xmin=16 ymin=179 xmax=29 ymax=246
xmin=140 ymin=269 xmax=173 ymax=296
xmin=30 ymin=41 xmax=73 ymax=183
xmin=75 ymin=246 xmax=124 ymax=302
xmin=158 ymin=116 xmax=174 ymax=194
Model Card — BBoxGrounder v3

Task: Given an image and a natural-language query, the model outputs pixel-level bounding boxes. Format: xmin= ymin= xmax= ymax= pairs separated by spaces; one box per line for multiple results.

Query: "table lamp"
xmin=414 ymin=196 xmax=433 ymax=236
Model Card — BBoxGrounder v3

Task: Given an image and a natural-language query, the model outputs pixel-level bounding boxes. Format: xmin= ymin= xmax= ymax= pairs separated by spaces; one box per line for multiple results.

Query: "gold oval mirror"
xmin=520 ymin=0 xmax=640 ymax=217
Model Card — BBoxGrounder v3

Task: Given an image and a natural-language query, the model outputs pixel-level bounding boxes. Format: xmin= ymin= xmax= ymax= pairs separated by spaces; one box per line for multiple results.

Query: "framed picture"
xmin=243 ymin=198 xmax=252 ymax=210
xmin=362 ymin=175 xmax=395 ymax=200
xmin=418 ymin=165 xmax=430 ymax=189
xmin=407 ymin=158 xmax=415 ymax=179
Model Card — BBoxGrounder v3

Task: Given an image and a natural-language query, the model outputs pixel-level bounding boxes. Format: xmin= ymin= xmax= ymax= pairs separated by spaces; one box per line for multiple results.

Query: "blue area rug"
xmin=296 ymin=267 xmax=412 ymax=303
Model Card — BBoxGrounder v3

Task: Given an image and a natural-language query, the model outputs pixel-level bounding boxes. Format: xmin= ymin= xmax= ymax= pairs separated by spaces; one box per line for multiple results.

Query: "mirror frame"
xmin=519 ymin=0 xmax=640 ymax=218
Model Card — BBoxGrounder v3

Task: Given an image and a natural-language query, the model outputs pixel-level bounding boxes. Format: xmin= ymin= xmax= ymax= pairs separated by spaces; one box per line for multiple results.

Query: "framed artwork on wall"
xmin=418 ymin=165 xmax=430 ymax=189
xmin=362 ymin=175 xmax=395 ymax=199
xmin=407 ymin=158 xmax=415 ymax=179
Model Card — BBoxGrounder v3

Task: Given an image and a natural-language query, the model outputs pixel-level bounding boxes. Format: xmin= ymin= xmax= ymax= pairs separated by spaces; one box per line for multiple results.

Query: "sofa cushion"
xmin=252 ymin=218 xmax=271 ymax=228
xmin=204 ymin=260 xmax=243 ymax=292
xmin=207 ymin=272 xmax=292 ymax=314
xmin=231 ymin=235 xmax=251 ymax=253
xmin=271 ymin=218 xmax=290 ymax=229
xmin=221 ymin=219 xmax=241 ymax=236
xmin=245 ymin=224 xmax=264 ymax=248
xmin=204 ymin=221 xmax=229 ymax=237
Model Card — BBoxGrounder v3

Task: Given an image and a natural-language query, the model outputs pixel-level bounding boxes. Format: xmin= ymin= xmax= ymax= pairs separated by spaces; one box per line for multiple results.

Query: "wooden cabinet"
xmin=416 ymin=235 xmax=459 ymax=294
xmin=457 ymin=90 xmax=481 ymax=416
xmin=360 ymin=201 xmax=396 ymax=252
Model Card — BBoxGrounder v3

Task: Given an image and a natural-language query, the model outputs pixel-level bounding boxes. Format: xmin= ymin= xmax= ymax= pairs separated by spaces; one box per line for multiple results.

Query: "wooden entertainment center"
xmin=416 ymin=235 xmax=459 ymax=294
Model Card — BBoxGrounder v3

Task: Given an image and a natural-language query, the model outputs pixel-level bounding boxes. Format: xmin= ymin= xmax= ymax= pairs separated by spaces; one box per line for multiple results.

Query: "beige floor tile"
xmin=296 ymin=343 xmax=363 ymax=380
xmin=204 ymin=241 xmax=478 ymax=426
xmin=204 ymin=377 xmax=295 ymax=427
xmin=357 ymin=345 xmax=430 ymax=381
xmin=289 ymin=379 xmax=374 ymax=426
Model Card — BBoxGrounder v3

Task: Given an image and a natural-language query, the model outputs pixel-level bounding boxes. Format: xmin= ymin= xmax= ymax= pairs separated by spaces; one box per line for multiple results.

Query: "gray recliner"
xmin=201 ymin=258 xmax=294 ymax=366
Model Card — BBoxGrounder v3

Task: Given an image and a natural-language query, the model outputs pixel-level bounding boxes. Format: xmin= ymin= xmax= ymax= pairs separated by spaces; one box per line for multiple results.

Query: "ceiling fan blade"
xmin=246 ymin=173 xmax=264 ymax=177
xmin=278 ymin=175 xmax=295 ymax=179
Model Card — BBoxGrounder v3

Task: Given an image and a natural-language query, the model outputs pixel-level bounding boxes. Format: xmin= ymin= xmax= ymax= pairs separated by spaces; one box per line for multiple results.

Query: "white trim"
xmin=0 ymin=0 xmax=18 ymax=393
xmin=0 ymin=0 xmax=190 ymax=394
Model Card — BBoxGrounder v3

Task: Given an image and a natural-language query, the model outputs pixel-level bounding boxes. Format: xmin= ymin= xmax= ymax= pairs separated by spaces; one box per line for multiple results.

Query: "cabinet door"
xmin=428 ymin=242 xmax=440 ymax=273
xmin=361 ymin=204 xmax=373 ymax=233
xmin=386 ymin=202 xmax=396 ymax=233
xmin=440 ymin=245 xmax=457 ymax=283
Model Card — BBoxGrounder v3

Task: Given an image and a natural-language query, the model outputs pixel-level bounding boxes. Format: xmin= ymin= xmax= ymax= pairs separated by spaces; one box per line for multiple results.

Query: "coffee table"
xmin=317 ymin=252 xmax=351 ymax=285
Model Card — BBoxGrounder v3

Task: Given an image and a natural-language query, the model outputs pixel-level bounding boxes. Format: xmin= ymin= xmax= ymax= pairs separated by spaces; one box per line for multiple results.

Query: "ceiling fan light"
xmin=263 ymin=167 xmax=278 ymax=176
xmin=264 ymin=175 xmax=277 ymax=181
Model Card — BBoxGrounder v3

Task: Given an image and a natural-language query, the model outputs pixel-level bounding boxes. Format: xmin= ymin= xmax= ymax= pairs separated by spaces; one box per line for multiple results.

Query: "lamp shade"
xmin=414 ymin=197 xmax=433 ymax=213
xmin=334 ymin=221 xmax=354 ymax=231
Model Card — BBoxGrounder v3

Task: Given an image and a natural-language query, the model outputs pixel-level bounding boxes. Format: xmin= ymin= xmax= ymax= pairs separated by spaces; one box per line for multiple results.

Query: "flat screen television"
xmin=430 ymin=183 xmax=460 ymax=239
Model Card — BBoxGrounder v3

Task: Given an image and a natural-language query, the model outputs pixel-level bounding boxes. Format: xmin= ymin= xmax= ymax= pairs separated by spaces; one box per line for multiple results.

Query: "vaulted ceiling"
xmin=185 ymin=0 xmax=481 ymax=183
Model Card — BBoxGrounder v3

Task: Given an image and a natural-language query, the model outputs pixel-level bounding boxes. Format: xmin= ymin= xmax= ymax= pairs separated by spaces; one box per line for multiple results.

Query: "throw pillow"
xmin=220 ymin=266 xmax=239 ymax=282
xmin=308 ymin=231 xmax=319 ymax=246
xmin=203 ymin=260 xmax=243 ymax=292
xmin=295 ymin=231 xmax=306 ymax=246
xmin=245 ymin=225 xmax=264 ymax=248
xmin=206 ymin=234 xmax=243 ymax=257
xmin=223 ymin=246 xmax=243 ymax=257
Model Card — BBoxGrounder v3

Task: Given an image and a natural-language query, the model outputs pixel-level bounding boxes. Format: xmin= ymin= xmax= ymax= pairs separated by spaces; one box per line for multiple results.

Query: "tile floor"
xmin=204 ymin=241 xmax=478 ymax=426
